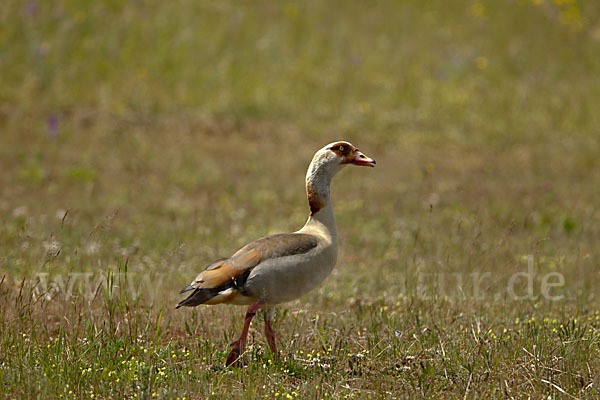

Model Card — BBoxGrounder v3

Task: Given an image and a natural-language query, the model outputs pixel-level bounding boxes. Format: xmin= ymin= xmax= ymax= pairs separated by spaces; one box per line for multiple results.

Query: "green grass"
xmin=1 ymin=0 xmax=600 ymax=398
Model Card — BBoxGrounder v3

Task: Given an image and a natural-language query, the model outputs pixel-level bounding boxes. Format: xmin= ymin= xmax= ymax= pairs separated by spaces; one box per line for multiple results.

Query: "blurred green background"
xmin=1 ymin=0 xmax=600 ymax=398
xmin=3 ymin=0 xmax=600 ymax=144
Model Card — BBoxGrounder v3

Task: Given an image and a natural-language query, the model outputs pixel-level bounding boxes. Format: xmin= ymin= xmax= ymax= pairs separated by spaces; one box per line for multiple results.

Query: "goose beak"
xmin=351 ymin=150 xmax=376 ymax=167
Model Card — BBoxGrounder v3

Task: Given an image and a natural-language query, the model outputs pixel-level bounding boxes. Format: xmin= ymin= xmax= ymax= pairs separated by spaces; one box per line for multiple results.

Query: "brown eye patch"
xmin=329 ymin=142 xmax=353 ymax=158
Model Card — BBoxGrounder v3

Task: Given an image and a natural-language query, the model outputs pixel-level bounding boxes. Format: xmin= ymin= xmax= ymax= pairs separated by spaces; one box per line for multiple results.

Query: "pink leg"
xmin=264 ymin=319 xmax=278 ymax=355
xmin=226 ymin=301 xmax=262 ymax=367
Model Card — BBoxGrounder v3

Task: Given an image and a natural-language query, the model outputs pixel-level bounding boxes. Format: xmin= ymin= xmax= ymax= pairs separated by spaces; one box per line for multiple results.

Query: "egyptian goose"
xmin=177 ymin=141 xmax=375 ymax=366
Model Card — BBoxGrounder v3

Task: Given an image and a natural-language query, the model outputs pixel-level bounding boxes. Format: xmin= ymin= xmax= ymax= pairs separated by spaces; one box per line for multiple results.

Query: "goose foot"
xmin=225 ymin=301 xmax=262 ymax=367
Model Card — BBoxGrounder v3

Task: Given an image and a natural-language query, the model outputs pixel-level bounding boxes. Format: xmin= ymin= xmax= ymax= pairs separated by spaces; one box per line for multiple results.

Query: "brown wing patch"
xmin=230 ymin=249 xmax=261 ymax=269
xmin=232 ymin=233 xmax=318 ymax=261
xmin=191 ymin=250 xmax=261 ymax=290
xmin=205 ymin=258 xmax=227 ymax=271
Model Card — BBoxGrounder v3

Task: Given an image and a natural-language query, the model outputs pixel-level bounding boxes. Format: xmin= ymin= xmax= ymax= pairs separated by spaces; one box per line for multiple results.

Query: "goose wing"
xmin=176 ymin=233 xmax=318 ymax=308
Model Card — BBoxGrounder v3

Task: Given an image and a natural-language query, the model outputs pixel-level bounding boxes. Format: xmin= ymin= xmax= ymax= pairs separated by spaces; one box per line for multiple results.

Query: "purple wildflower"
xmin=47 ymin=114 xmax=59 ymax=138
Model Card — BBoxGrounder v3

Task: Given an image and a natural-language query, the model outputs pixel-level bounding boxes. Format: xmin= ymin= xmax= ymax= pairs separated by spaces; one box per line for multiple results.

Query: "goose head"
xmin=305 ymin=141 xmax=375 ymax=215
xmin=329 ymin=140 xmax=376 ymax=168
xmin=307 ymin=141 xmax=375 ymax=178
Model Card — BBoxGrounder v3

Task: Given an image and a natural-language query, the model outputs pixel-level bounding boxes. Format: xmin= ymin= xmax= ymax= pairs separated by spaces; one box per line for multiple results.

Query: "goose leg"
xmin=263 ymin=308 xmax=278 ymax=355
xmin=226 ymin=301 xmax=262 ymax=367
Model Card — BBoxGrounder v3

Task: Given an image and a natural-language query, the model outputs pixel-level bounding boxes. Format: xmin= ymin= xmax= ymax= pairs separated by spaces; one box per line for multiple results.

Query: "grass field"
xmin=2 ymin=0 xmax=600 ymax=398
